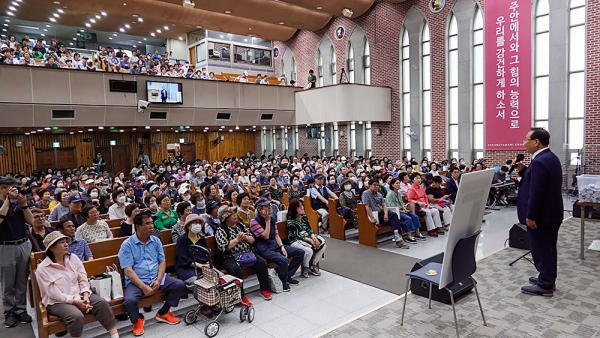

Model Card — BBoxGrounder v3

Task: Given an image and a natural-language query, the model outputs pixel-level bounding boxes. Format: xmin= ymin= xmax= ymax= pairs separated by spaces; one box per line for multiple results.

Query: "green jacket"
xmin=154 ymin=209 xmax=179 ymax=230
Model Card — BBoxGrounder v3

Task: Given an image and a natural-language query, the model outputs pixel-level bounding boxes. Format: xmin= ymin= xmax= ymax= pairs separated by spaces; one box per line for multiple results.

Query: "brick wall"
xmin=585 ymin=1 xmax=600 ymax=174
xmin=298 ymin=126 xmax=319 ymax=157
xmin=338 ymin=124 xmax=348 ymax=157
xmin=253 ymin=131 xmax=262 ymax=156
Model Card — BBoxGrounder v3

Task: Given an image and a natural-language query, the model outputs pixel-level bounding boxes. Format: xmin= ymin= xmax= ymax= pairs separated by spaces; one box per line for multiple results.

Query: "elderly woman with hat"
xmin=215 ymin=205 xmax=270 ymax=303
xmin=174 ymin=214 xmax=221 ymax=317
xmin=171 ymin=202 xmax=194 ymax=243
xmin=35 ymin=231 xmax=119 ymax=338
xmin=204 ymin=200 xmax=222 ymax=236
xmin=338 ymin=177 xmax=359 ymax=228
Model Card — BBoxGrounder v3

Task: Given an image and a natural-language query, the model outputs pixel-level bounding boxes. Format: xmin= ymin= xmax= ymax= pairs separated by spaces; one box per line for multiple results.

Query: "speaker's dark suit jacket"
xmin=517 ymin=148 xmax=563 ymax=227
xmin=445 ymin=177 xmax=460 ymax=202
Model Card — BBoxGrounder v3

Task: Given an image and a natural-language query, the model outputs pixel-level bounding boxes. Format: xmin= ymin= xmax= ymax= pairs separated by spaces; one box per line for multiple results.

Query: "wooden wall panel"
xmin=0 ymin=131 xmax=255 ymax=175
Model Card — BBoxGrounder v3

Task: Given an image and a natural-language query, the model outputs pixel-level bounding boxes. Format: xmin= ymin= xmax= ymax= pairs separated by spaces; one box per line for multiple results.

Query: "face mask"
xmin=182 ymin=195 xmax=190 ymax=202
xmin=196 ymin=200 xmax=206 ymax=209
xmin=460 ymin=161 xmax=465 ymax=165
xmin=150 ymin=202 xmax=158 ymax=209
xmin=118 ymin=196 xmax=126 ymax=204
xmin=190 ymin=223 xmax=203 ymax=234
xmin=220 ymin=176 xmax=225 ymax=181
xmin=329 ymin=180 xmax=335 ymax=185
xmin=293 ymin=180 xmax=299 ymax=186
xmin=350 ymin=177 xmax=357 ymax=182
xmin=169 ymin=182 xmax=175 ymax=187
xmin=251 ymin=178 xmax=257 ymax=183
xmin=344 ymin=185 xmax=352 ymax=191
xmin=297 ymin=207 xmax=304 ymax=214
xmin=90 ymin=192 xmax=98 ymax=198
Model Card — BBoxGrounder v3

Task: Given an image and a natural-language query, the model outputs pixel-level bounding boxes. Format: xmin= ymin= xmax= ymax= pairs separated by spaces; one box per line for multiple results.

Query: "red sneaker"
xmin=436 ymin=228 xmax=445 ymax=235
xmin=241 ymin=295 xmax=253 ymax=307
xmin=260 ymin=290 xmax=272 ymax=300
xmin=155 ymin=310 xmax=180 ymax=325
xmin=132 ymin=317 xmax=145 ymax=336
xmin=428 ymin=230 xmax=438 ymax=237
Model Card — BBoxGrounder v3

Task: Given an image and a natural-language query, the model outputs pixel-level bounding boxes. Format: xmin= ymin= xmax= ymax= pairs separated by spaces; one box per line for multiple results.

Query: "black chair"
xmin=400 ymin=230 xmax=486 ymax=337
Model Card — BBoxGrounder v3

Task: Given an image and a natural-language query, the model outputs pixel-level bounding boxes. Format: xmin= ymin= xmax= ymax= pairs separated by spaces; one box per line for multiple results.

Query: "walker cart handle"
xmin=189 ymin=244 xmax=213 ymax=269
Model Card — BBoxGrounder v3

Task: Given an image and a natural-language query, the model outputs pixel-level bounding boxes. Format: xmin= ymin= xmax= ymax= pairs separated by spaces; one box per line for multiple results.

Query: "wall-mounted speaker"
xmin=83 ymin=138 xmax=92 ymax=143
xmin=144 ymin=132 xmax=151 ymax=139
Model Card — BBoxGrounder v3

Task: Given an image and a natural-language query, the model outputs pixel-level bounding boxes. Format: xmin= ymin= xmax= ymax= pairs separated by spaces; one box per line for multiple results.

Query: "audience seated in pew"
xmin=56 ymin=219 xmax=93 ymax=261
xmin=154 ymin=195 xmax=179 ymax=230
xmin=171 ymin=202 xmax=193 ymax=243
xmin=249 ymin=198 xmax=304 ymax=292
xmin=35 ymin=232 xmax=120 ymax=338
xmin=425 ymin=176 xmax=454 ymax=228
xmin=74 ymin=205 xmax=113 ymax=243
xmin=236 ymin=193 xmax=255 ymax=229
xmin=407 ymin=173 xmax=446 ymax=237
xmin=286 ymin=199 xmax=325 ymax=278
xmin=268 ymin=176 xmax=285 ymax=207
xmin=28 ymin=208 xmax=55 ymax=252
xmin=288 ymin=175 xmax=306 ymax=200
xmin=338 ymin=178 xmax=359 ymax=228
xmin=309 ymin=174 xmax=339 ymax=232
xmin=445 ymin=167 xmax=461 ymax=203
xmin=385 ymin=179 xmax=425 ymax=243
xmin=118 ymin=211 xmax=185 ymax=336
xmin=48 ymin=191 xmax=70 ymax=221
xmin=204 ymin=200 xmax=221 ymax=236
xmin=108 ymin=189 xmax=128 ymax=220
xmin=59 ymin=194 xmax=86 ymax=228
xmin=362 ymin=178 xmax=410 ymax=249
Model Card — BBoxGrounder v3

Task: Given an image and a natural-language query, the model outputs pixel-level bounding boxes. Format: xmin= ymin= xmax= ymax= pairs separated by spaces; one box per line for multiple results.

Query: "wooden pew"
xmin=88 ymin=237 xmax=127 ymax=258
xmin=283 ymin=192 xmax=290 ymax=208
xmin=328 ymin=199 xmax=349 ymax=241
xmin=356 ymin=204 xmax=392 ymax=248
xmin=105 ymin=218 xmax=122 ymax=228
xmin=99 ymin=214 xmax=109 ymax=220
xmin=42 ymin=209 xmax=50 ymax=215
xmin=110 ymin=227 xmax=120 ymax=238
xmin=302 ymin=196 xmax=320 ymax=234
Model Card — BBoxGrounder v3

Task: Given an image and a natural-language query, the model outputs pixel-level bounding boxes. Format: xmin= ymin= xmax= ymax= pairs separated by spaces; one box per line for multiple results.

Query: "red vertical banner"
xmin=485 ymin=0 xmax=532 ymax=150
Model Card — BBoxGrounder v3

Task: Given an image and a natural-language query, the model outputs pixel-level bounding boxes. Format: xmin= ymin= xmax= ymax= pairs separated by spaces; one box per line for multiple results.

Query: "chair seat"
xmin=405 ymin=262 xmax=442 ymax=286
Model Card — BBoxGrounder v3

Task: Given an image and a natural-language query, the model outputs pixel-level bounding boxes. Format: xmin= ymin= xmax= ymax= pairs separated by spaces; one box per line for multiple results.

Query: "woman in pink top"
xmin=398 ymin=172 xmax=412 ymax=196
xmin=35 ymin=231 xmax=119 ymax=338
xmin=407 ymin=173 xmax=444 ymax=237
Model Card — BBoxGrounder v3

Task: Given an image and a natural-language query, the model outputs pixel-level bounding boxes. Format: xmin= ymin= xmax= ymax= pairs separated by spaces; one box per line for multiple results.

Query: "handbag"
xmin=233 ymin=251 xmax=257 ymax=268
xmin=106 ymin=264 xmax=123 ymax=300
xmin=268 ymin=268 xmax=284 ymax=293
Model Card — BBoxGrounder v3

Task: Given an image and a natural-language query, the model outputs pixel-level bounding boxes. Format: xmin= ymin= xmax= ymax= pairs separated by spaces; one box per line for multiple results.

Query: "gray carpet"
xmin=320 ymin=237 xmax=421 ymax=295
xmin=321 ymin=218 xmax=600 ymax=337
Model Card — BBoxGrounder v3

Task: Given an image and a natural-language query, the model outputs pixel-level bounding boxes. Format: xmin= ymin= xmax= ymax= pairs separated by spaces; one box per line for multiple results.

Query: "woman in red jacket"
xmin=407 ymin=173 xmax=444 ymax=237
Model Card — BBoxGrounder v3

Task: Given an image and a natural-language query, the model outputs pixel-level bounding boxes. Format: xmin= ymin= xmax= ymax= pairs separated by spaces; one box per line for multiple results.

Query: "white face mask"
xmin=329 ymin=180 xmax=335 ymax=185
xmin=251 ymin=178 xmax=257 ymax=183
xmin=293 ymin=180 xmax=299 ymax=186
xmin=196 ymin=200 xmax=206 ymax=209
xmin=182 ymin=195 xmax=190 ymax=201
xmin=117 ymin=196 xmax=126 ymax=204
xmin=90 ymin=192 xmax=98 ymax=198
xmin=150 ymin=202 xmax=158 ymax=209
xmin=344 ymin=185 xmax=352 ymax=191
xmin=190 ymin=223 xmax=203 ymax=234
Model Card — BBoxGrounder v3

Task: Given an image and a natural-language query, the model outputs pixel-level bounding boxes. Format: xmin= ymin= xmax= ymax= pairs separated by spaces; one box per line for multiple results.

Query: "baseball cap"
xmin=68 ymin=194 xmax=84 ymax=203
xmin=254 ymin=197 xmax=270 ymax=208
xmin=259 ymin=189 xmax=271 ymax=197
xmin=85 ymin=179 xmax=94 ymax=185
xmin=149 ymin=184 xmax=159 ymax=192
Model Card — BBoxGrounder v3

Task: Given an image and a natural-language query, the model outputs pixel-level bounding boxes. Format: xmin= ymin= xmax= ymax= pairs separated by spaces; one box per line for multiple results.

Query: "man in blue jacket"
xmin=516 ymin=128 xmax=563 ymax=297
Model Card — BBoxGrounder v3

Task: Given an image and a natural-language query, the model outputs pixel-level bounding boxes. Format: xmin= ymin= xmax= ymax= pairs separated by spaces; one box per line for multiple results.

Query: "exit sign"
xmin=52 ymin=142 xmax=60 ymax=148
xmin=110 ymin=140 xmax=116 ymax=146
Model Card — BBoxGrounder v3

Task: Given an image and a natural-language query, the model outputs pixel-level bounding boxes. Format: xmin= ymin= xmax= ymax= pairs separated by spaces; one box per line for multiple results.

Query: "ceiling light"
xmin=225 ymin=10 xmax=231 ymax=14
xmin=248 ymin=28 xmax=252 ymax=30
xmin=25 ymin=133 xmax=30 ymax=135
xmin=12 ymin=1 xmax=19 ymax=6
xmin=95 ymin=15 xmax=101 ymax=19
xmin=108 ymin=37 xmax=112 ymax=39
xmin=132 ymin=128 xmax=136 ymax=131
xmin=7 ymin=12 xmax=14 ymax=16
xmin=90 ymin=19 xmax=96 ymax=23
xmin=43 ymin=29 xmax=48 ymax=32
xmin=31 ymin=131 xmax=36 ymax=134
xmin=46 ymin=24 xmax=51 ymax=27
xmin=178 ymin=37 xmax=183 ymax=40
xmin=145 ymin=126 xmax=150 ymax=129
xmin=85 ymin=23 xmax=91 ymax=27
xmin=76 ymin=33 xmax=79 ymax=35
xmin=235 ymin=126 xmax=239 ymax=130
xmin=279 ymin=22 xmax=284 ymax=25
xmin=244 ymin=39 xmax=247 ymax=42
xmin=69 ymin=42 xmax=73 ymax=45
xmin=53 ymin=1 xmax=60 ymax=3
xmin=125 ymin=24 xmax=130 ymax=28
xmin=252 ymin=125 xmax=256 ymax=128
xmin=132 ymin=45 xmax=136 ymax=48
xmin=98 ymin=126 xmax=104 ymax=130
xmin=72 ymin=37 xmax=76 ymax=40
xmin=101 ymin=11 xmax=107 ymax=16
xmin=219 ymin=129 xmax=223 ymax=131
xmin=69 ymin=132 xmax=74 ymax=135
xmin=53 ymin=13 xmax=60 ymax=18
xmin=119 ymin=130 xmax=124 ymax=133
xmin=317 ymin=6 xmax=322 ymax=10
xmin=156 ymin=29 xmax=161 ymax=33
xmin=138 ymin=17 xmax=143 ymax=22
xmin=9 ymin=6 xmax=16 ymax=11
xmin=3 ymin=24 xmax=7 ymax=26
xmin=113 ymin=33 xmax=117 ymax=36
xmin=78 ymin=130 xmax=83 ymax=133
xmin=0 ymin=34 xmax=5 ymax=37
xmin=219 ymin=35 xmax=224 ymax=38
xmin=57 ymin=9 xmax=64 ymax=13
xmin=80 ymin=29 xmax=84 ymax=32
xmin=49 ymin=17 xmax=56 ymax=22
xmin=156 ymin=129 xmax=160 ymax=132
xmin=40 ymin=33 xmax=45 ymax=36
xmin=6 ymin=19 xmax=10 ymax=22
xmin=120 ymin=28 xmax=125 ymax=32
xmin=88 ymin=128 xmax=93 ymax=131
xmin=44 ymin=127 xmax=51 ymax=130
xmin=123 ymin=2 xmax=127 ymax=5
xmin=150 ymin=33 xmax=155 ymax=36
xmin=164 ymin=26 xmax=169 ymax=30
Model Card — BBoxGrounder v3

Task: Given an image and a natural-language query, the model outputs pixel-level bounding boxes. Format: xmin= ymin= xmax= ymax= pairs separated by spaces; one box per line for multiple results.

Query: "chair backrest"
xmin=450 ymin=230 xmax=481 ymax=287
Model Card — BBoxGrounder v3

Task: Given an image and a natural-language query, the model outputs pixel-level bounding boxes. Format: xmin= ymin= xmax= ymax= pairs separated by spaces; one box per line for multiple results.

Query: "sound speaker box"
xmin=410 ymin=253 xmax=474 ymax=304
xmin=509 ymin=223 xmax=529 ymax=250
xmin=144 ymin=132 xmax=150 ymax=139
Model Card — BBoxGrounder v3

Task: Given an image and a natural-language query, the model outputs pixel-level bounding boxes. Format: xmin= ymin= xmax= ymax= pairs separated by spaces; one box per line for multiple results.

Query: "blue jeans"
xmin=123 ymin=275 xmax=185 ymax=324
xmin=399 ymin=212 xmax=420 ymax=232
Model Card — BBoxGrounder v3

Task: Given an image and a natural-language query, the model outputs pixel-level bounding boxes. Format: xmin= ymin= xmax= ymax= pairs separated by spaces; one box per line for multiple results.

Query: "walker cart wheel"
xmin=204 ymin=321 xmax=219 ymax=337
xmin=184 ymin=309 xmax=198 ymax=325
xmin=224 ymin=304 xmax=235 ymax=313
xmin=239 ymin=306 xmax=248 ymax=322
xmin=247 ymin=306 xmax=255 ymax=323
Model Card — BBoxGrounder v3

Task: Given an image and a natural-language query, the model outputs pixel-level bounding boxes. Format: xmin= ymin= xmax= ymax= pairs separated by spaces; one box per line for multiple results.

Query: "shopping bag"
xmin=267 ymin=268 xmax=283 ymax=294
xmin=106 ymin=264 xmax=123 ymax=300
xmin=277 ymin=210 xmax=288 ymax=222
xmin=90 ymin=273 xmax=112 ymax=301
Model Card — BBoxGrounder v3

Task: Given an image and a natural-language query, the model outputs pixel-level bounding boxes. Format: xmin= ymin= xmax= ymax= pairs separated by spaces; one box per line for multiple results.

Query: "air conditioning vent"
xmin=216 ymin=113 xmax=231 ymax=120
xmin=149 ymin=111 xmax=168 ymax=120
xmin=260 ymin=113 xmax=273 ymax=121
xmin=52 ymin=110 xmax=75 ymax=119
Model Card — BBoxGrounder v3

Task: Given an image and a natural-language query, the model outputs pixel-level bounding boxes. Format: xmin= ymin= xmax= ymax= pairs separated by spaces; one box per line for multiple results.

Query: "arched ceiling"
xmin=2 ymin=0 xmax=408 ymax=42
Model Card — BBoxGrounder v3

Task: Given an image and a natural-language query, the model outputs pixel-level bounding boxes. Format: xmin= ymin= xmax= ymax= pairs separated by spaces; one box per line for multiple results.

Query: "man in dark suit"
xmin=160 ymin=86 xmax=168 ymax=103
xmin=445 ymin=167 xmax=461 ymax=202
xmin=516 ymin=128 xmax=563 ymax=297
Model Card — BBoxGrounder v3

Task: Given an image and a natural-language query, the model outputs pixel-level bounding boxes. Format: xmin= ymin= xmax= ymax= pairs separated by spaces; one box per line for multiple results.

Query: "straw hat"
xmin=42 ymin=231 xmax=70 ymax=251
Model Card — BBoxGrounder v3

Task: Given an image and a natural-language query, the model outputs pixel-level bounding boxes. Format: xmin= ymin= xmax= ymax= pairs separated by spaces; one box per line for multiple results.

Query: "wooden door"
xmin=56 ymin=148 xmax=77 ymax=170
xmin=180 ymin=143 xmax=195 ymax=162
xmin=111 ymin=145 xmax=131 ymax=175
xmin=35 ymin=149 xmax=55 ymax=172
xmin=189 ymin=46 xmax=196 ymax=69
xmin=95 ymin=146 xmax=112 ymax=173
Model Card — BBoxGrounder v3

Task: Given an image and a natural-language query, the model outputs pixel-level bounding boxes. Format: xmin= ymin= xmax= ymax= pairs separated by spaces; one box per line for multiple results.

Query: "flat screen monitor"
xmin=146 ymin=81 xmax=183 ymax=104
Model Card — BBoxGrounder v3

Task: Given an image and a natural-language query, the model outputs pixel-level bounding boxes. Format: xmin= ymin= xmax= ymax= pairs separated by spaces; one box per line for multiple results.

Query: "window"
xmin=568 ymin=0 xmax=585 ymax=164
xmin=197 ymin=42 xmax=207 ymax=62
xmin=294 ymin=126 xmax=299 ymax=156
xmin=365 ymin=122 xmax=372 ymax=158
xmin=422 ymin=23 xmax=431 ymax=160
xmin=448 ymin=14 xmax=459 ymax=158
xmin=280 ymin=59 xmax=286 ymax=81
xmin=271 ymin=128 xmax=277 ymax=154
xmin=401 ymin=28 xmax=411 ymax=157
xmin=317 ymin=49 xmax=324 ymax=87
xmin=291 ymin=56 xmax=297 ymax=81
xmin=330 ymin=45 xmax=337 ymax=84
xmin=233 ymin=46 xmax=272 ymax=66
xmin=534 ymin=0 xmax=550 ymax=130
xmin=364 ymin=38 xmax=371 ymax=85
xmin=319 ymin=124 xmax=326 ymax=156
xmin=350 ymin=122 xmax=356 ymax=157
xmin=473 ymin=8 xmax=484 ymax=159
xmin=333 ymin=124 xmax=339 ymax=157
xmin=347 ymin=42 xmax=355 ymax=83
xmin=282 ymin=126 xmax=288 ymax=155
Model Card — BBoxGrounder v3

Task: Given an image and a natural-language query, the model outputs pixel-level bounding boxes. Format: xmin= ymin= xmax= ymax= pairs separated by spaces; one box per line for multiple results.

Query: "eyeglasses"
xmin=33 ymin=215 xmax=46 ymax=220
